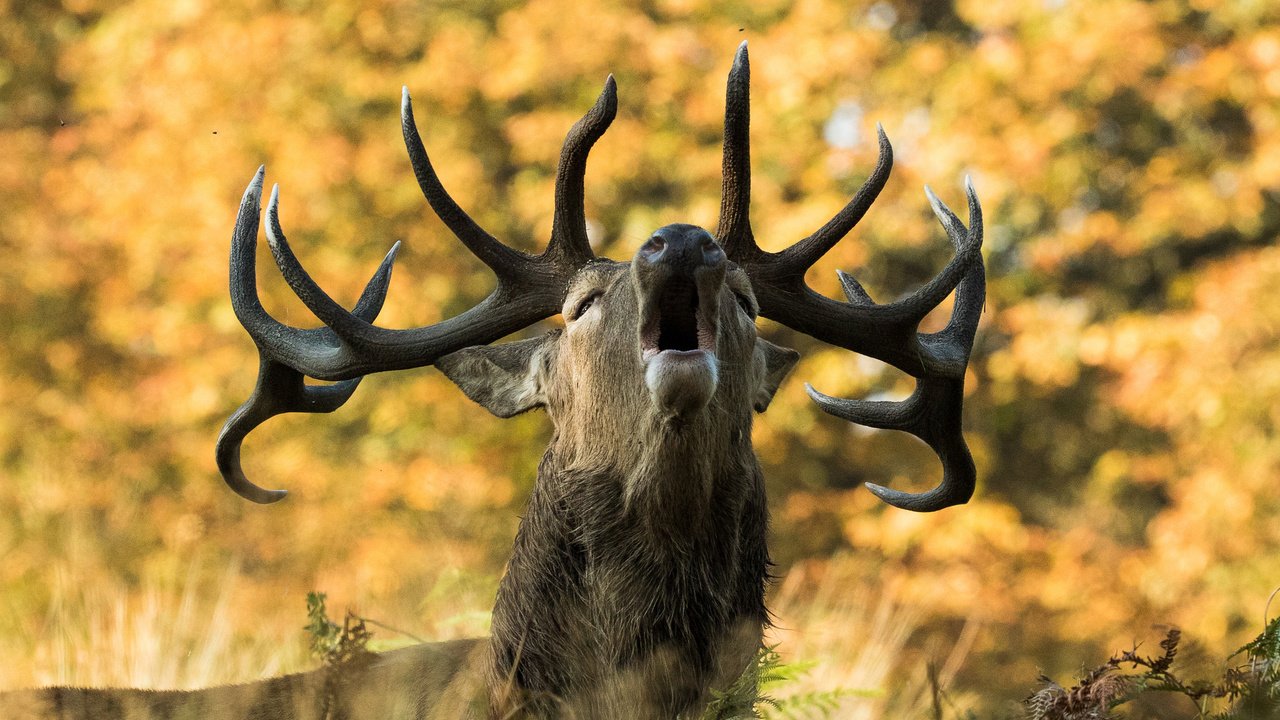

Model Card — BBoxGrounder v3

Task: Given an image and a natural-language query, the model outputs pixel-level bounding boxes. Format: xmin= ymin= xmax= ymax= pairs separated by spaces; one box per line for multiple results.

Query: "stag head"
xmin=217 ymin=41 xmax=985 ymax=514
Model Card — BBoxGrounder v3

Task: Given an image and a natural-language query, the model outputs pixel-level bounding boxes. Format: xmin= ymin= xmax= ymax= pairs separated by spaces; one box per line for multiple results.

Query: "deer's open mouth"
xmin=640 ymin=276 xmax=717 ymax=362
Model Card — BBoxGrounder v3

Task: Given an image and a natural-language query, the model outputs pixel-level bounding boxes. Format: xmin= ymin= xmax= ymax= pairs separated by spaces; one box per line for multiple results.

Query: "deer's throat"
xmin=616 ymin=414 xmax=750 ymax=534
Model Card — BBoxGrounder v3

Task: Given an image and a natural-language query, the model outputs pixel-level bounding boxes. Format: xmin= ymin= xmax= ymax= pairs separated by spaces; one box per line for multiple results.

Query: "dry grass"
xmin=10 ymin=559 xmax=305 ymax=690
xmin=766 ymin=555 xmax=981 ymax=719
xmin=3 ymin=553 xmax=983 ymax=720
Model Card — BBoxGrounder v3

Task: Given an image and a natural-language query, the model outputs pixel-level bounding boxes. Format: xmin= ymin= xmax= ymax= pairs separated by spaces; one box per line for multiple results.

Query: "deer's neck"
xmin=488 ymin=412 xmax=769 ymax=716
xmin=550 ymin=397 xmax=756 ymax=531
xmin=624 ymin=407 xmax=752 ymax=537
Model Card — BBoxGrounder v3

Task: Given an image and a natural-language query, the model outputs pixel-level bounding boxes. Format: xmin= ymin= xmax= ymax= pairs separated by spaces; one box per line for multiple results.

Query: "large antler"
xmin=216 ymin=78 xmax=618 ymax=503
xmin=718 ymin=42 xmax=985 ymax=512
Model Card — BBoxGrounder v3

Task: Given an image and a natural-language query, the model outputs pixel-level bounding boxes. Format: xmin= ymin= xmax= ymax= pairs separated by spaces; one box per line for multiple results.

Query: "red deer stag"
xmin=2 ymin=43 xmax=984 ymax=720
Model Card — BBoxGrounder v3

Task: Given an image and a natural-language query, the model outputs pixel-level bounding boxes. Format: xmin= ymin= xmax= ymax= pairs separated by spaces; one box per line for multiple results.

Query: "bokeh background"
xmin=2 ymin=0 xmax=1279 ymax=716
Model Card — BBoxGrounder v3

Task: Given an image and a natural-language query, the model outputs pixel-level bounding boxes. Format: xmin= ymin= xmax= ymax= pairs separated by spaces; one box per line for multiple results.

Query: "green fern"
xmin=303 ymin=591 xmax=372 ymax=668
xmin=1211 ymin=615 xmax=1280 ymax=720
xmin=700 ymin=645 xmax=875 ymax=720
xmin=764 ymin=687 xmax=878 ymax=720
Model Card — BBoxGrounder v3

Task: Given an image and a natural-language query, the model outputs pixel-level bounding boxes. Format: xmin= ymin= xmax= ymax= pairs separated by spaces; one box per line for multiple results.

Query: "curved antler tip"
xmin=864 ymin=482 xmax=906 ymax=506
xmin=387 ymin=239 xmax=403 ymax=259
xmin=964 ymin=174 xmax=976 ymax=193
xmin=924 ymin=184 xmax=955 ymax=221
xmin=864 ymin=482 xmax=967 ymax=512
xmin=253 ymin=488 xmax=289 ymax=504
xmin=733 ymin=40 xmax=749 ymax=68
xmin=268 ymin=182 xmax=281 ymax=205
xmin=737 ymin=39 xmax=748 ymax=51
xmin=802 ymin=382 xmax=834 ymax=404
xmin=216 ymin=431 xmax=292 ymax=505
xmin=873 ymin=123 xmax=893 ymax=159
xmin=924 ymin=184 xmax=946 ymax=214
xmin=223 ymin=472 xmax=291 ymax=504
xmin=927 ymin=187 xmax=957 ymax=223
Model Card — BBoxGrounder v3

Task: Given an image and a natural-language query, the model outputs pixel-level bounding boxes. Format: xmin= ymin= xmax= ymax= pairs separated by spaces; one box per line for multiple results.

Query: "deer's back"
xmin=0 ymin=638 xmax=488 ymax=720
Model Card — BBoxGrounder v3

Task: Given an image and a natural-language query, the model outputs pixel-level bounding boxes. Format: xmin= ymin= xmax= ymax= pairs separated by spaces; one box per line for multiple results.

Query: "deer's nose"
xmin=638 ymin=225 xmax=725 ymax=273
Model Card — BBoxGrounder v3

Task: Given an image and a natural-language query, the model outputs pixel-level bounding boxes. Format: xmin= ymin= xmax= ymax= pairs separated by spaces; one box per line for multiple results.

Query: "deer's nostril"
xmin=641 ymin=236 xmax=666 ymax=261
xmin=703 ymin=243 xmax=724 ymax=265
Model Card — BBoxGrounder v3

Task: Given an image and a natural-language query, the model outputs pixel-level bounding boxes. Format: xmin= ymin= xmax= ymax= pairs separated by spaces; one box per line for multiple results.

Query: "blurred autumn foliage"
xmin=2 ymin=0 xmax=1279 ymax=716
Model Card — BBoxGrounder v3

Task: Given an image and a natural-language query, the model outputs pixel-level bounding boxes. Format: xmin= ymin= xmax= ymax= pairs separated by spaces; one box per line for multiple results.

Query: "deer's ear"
xmin=436 ymin=332 xmax=559 ymax=418
xmin=753 ymin=339 xmax=800 ymax=413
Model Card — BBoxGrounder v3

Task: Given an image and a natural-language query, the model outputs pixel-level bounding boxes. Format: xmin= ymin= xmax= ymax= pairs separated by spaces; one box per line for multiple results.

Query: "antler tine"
xmin=229 ymin=167 xmax=294 ymax=350
xmin=548 ymin=75 xmax=618 ymax=267
xmin=264 ymin=184 xmax=402 ymax=347
xmin=215 ymin=360 xmax=364 ymax=504
xmin=774 ymin=125 xmax=893 ymax=276
xmin=402 ymin=87 xmax=529 ymax=282
xmin=867 ymin=184 xmax=984 ymax=349
xmin=805 ymin=376 xmax=975 ymax=511
xmin=717 ymin=41 xmax=756 ymax=258
xmin=924 ymin=178 xmax=986 ymax=356
xmin=230 ymin=168 xmax=385 ymax=379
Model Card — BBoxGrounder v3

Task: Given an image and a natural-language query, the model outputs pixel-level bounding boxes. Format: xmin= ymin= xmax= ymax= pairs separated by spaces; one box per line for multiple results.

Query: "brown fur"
xmin=0 ymin=640 xmax=488 ymax=720
xmin=439 ymin=228 xmax=798 ymax=718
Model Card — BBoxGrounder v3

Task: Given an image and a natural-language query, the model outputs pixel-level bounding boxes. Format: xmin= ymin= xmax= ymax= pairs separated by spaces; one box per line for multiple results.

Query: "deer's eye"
xmin=571 ymin=291 xmax=603 ymax=320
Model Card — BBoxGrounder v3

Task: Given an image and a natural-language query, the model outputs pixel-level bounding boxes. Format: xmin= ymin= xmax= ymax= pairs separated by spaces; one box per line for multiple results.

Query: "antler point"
xmin=246 ymin=166 xmax=266 ymax=197
xmin=925 ymin=186 xmax=952 ymax=223
xmin=864 ymin=482 xmax=896 ymax=502
xmin=260 ymin=489 xmax=289 ymax=504
xmin=599 ymin=74 xmax=619 ymax=108
xmin=383 ymin=240 xmax=403 ymax=266
xmin=401 ymin=87 xmax=414 ymax=120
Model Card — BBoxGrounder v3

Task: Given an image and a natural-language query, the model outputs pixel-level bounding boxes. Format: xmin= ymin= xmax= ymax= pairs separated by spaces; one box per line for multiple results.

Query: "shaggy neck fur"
xmin=487 ymin=402 xmax=770 ymax=718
